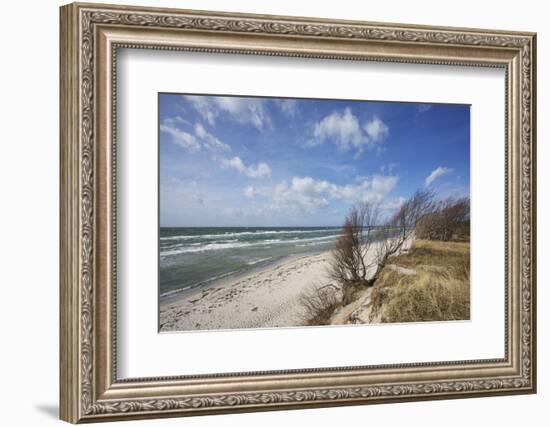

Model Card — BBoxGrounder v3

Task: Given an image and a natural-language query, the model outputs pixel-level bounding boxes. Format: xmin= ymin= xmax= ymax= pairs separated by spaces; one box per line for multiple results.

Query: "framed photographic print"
xmin=60 ymin=2 xmax=537 ymax=423
xmin=158 ymin=93 xmax=471 ymax=332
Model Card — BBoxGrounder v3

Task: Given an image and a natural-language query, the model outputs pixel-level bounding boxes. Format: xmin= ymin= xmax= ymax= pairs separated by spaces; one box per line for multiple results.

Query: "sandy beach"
xmin=159 ymin=237 xmax=414 ymax=332
xmin=160 ymin=251 xmax=335 ymax=332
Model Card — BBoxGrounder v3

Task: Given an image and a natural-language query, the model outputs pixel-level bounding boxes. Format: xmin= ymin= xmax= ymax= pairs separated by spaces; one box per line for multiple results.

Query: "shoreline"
xmin=159 ymin=237 xmax=412 ymax=332
xmin=159 ymin=249 xmax=335 ymax=332
xmin=159 ymin=251 xmax=322 ymax=305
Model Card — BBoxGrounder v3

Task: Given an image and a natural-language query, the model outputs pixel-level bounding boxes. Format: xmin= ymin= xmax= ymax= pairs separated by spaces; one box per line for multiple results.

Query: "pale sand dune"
xmin=159 ymin=252 xmax=334 ymax=332
xmin=159 ymin=238 xmax=408 ymax=332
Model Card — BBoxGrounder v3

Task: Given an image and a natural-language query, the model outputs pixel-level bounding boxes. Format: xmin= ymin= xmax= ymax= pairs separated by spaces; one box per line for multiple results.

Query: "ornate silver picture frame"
xmin=60 ymin=2 xmax=536 ymax=423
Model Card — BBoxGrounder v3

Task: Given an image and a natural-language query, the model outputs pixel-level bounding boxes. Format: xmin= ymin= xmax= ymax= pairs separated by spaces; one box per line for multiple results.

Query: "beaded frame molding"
xmin=60 ymin=2 xmax=536 ymax=423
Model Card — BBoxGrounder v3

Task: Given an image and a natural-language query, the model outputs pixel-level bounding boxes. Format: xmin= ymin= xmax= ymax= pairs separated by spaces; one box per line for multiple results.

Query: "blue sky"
xmin=159 ymin=93 xmax=470 ymax=227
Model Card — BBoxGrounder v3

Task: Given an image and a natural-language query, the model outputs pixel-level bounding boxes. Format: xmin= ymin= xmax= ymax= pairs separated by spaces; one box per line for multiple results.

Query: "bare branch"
xmin=329 ymin=189 xmax=437 ymax=304
xmin=416 ymin=197 xmax=470 ymax=241
xmin=328 ymin=201 xmax=380 ymax=293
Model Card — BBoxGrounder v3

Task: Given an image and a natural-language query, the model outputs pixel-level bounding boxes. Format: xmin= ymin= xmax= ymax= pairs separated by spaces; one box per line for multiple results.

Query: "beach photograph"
xmin=158 ymin=93 xmax=470 ymax=332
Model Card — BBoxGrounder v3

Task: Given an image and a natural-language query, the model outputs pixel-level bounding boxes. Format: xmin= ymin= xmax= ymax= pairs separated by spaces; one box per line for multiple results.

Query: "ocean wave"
xmin=246 ymin=257 xmax=273 ymax=266
xmin=160 ymin=228 xmax=339 ymax=242
xmin=297 ymin=241 xmax=331 ymax=247
xmin=161 ymin=241 xmax=253 ymax=256
xmin=160 ymin=234 xmax=341 ymax=256
xmin=161 ymin=238 xmax=237 ymax=251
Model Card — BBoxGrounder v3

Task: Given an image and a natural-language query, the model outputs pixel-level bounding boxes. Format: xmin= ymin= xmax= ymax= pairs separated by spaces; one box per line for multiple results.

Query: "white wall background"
xmin=0 ymin=0 xmax=545 ymax=426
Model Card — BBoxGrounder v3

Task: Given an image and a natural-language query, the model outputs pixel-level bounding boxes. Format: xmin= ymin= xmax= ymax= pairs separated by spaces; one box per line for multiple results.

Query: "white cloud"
xmin=183 ymin=95 xmax=270 ymax=131
xmin=364 ymin=116 xmax=389 ymax=142
xmin=183 ymin=96 xmax=218 ymax=126
xmin=194 ymin=123 xmax=230 ymax=152
xmin=311 ymin=108 xmax=366 ymax=150
xmin=275 ymin=99 xmax=298 ymax=118
xmin=253 ymin=174 xmax=398 ymax=215
xmin=425 ymin=166 xmax=453 ymax=186
xmin=161 ymin=118 xmax=231 ymax=153
xmin=160 ymin=119 xmax=201 ymax=152
xmin=244 ymin=185 xmax=258 ymax=198
xmin=271 ymin=180 xmax=330 ymax=213
xmin=371 ymin=174 xmax=398 ymax=194
xmin=382 ymin=197 xmax=406 ymax=211
xmin=221 ymin=156 xmax=271 ymax=179
xmin=215 ymin=97 xmax=264 ymax=130
xmin=310 ymin=108 xmax=389 ymax=156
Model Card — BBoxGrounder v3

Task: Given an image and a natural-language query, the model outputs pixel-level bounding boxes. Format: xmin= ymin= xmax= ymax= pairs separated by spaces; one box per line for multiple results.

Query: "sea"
xmin=159 ymin=226 xmax=342 ymax=299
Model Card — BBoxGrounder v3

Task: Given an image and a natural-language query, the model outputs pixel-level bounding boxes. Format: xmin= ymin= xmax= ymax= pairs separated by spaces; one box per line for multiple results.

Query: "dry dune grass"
xmin=298 ymin=285 xmax=341 ymax=326
xmin=369 ymin=240 xmax=470 ymax=323
xmin=411 ymin=239 xmax=470 ymax=255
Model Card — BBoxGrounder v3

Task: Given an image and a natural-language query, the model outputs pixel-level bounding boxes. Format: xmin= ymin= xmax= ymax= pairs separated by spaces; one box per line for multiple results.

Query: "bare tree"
xmin=328 ymin=202 xmax=379 ymax=303
xmin=329 ymin=189 xmax=435 ymax=304
xmin=369 ymin=189 xmax=435 ymax=284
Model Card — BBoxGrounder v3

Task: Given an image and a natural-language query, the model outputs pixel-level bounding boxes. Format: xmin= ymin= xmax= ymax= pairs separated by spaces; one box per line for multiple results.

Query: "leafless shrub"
xmin=298 ymin=284 xmax=341 ymax=326
xmin=416 ymin=197 xmax=470 ymax=241
xmin=329 ymin=190 xmax=435 ymax=304
xmin=370 ymin=189 xmax=436 ymax=285
xmin=328 ymin=202 xmax=379 ymax=301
